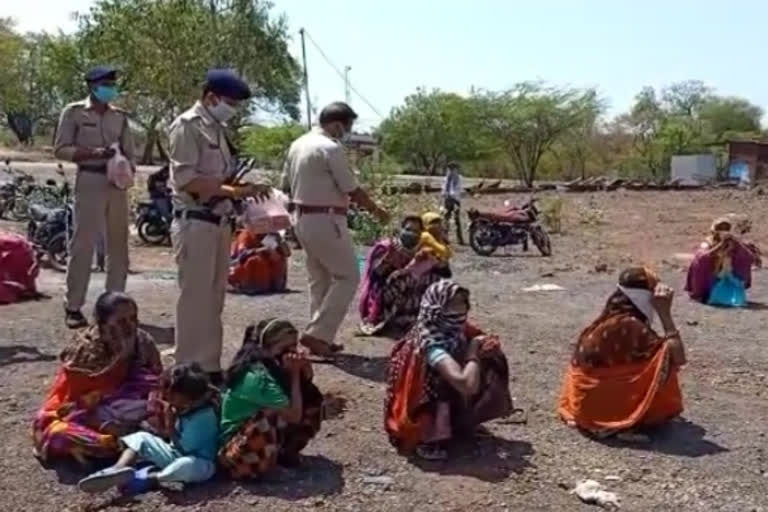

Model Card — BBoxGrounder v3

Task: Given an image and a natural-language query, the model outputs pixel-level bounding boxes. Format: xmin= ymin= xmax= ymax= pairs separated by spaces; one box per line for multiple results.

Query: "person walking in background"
xmin=441 ymin=162 xmax=464 ymax=245
xmin=54 ymin=66 xmax=134 ymax=329
xmin=281 ymin=102 xmax=390 ymax=356
xmin=169 ymin=69 xmax=271 ymax=384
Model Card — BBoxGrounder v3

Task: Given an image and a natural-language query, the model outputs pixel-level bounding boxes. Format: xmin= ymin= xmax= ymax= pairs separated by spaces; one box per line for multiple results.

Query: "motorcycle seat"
xmin=475 ymin=209 xmax=531 ymax=224
xmin=29 ymin=204 xmax=52 ymax=221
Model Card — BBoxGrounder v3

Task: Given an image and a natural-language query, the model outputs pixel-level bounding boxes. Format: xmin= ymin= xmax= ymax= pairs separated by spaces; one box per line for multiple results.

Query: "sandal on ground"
xmin=78 ymin=466 xmax=135 ymax=494
xmin=65 ymin=310 xmax=88 ymax=329
xmin=415 ymin=443 xmax=448 ymax=461
xmin=300 ymin=334 xmax=344 ymax=357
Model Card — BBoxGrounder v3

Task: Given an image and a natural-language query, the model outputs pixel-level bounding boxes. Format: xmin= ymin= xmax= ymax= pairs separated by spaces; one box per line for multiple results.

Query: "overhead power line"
xmin=302 ymin=29 xmax=385 ymax=120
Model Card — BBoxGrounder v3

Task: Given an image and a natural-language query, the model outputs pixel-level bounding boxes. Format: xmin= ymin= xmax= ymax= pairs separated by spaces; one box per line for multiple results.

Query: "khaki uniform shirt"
xmin=281 ymin=127 xmax=359 ymax=208
xmin=54 ymin=96 xmax=135 ymax=167
xmin=168 ymin=101 xmax=232 ymax=214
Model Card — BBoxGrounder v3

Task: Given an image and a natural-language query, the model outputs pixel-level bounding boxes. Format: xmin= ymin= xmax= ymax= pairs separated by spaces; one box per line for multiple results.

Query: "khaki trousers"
xmin=294 ymin=213 xmax=360 ymax=343
xmin=66 ymin=171 xmax=129 ymax=311
xmin=172 ymin=217 xmax=231 ymax=372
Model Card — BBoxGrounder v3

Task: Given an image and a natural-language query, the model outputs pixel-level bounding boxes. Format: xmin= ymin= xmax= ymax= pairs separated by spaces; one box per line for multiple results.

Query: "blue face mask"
xmin=92 ymin=85 xmax=119 ymax=103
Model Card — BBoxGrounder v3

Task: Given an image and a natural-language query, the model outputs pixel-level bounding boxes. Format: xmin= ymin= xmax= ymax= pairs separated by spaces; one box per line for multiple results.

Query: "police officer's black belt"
xmin=175 ymin=209 xmax=225 ymax=225
xmin=78 ymin=163 xmax=107 ymax=174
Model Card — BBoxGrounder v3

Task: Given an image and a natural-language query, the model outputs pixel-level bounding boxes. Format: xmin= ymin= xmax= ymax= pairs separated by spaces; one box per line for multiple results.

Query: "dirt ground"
xmin=1 ymin=189 xmax=767 ymax=512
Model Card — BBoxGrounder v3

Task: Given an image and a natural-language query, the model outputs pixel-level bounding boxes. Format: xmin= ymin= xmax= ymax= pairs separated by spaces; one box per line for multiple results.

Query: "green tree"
xmin=475 ymin=82 xmax=602 ymax=186
xmin=377 ymin=88 xmax=487 ymax=175
xmin=76 ymin=0 xmax=302 ymax=163
xmin=698 ymin=96 xmax=763 ymax=142
xmin=241 ymin=122 xmax=305 ymax=168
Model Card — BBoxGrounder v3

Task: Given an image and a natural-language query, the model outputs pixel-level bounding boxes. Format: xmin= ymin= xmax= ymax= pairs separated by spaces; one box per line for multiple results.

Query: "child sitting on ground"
xmin=77 ymin=363 xmax=219 ymax=495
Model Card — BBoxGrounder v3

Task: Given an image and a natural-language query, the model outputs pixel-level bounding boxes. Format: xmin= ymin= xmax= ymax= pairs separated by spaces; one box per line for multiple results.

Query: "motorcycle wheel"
xmin=530 ymin=225 xmax=553 ymax=257
xmin=47 ymin=232 xmax=68 ymax=272
xmin=468 ymin=220 xmax=498 ymax=257
xmin=137 ymin=217 xmax=169 ymax=245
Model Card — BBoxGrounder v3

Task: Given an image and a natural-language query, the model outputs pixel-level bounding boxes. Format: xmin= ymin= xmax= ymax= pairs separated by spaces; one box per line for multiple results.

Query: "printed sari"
xmin=358 ymin=238 xmax=445 ymax=336
xmin=33 ymin=327 xmax=162 ymax=463
xmin=559 ymin=269 xmax=683 ymax=437
xmin=385 ymin=280 xmax=512 ymax=452
xmin=218 ymin=362 xmax=323 ymax=479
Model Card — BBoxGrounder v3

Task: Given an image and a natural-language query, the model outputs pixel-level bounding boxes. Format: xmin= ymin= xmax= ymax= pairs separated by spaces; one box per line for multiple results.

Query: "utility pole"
xmin=299 ymin=28 xmax=312 ymax=129
xmin=344 ymin=66 xmax=352 ymax=105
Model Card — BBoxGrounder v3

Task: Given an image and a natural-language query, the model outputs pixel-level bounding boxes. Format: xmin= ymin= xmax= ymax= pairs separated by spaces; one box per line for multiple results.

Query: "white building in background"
xmin=670 ymin=154 xmax=717 ymax=184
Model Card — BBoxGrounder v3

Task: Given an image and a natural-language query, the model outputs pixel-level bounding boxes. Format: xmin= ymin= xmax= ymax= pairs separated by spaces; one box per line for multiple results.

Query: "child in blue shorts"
xmin=78 ymin=363 xmax=218 ymax=495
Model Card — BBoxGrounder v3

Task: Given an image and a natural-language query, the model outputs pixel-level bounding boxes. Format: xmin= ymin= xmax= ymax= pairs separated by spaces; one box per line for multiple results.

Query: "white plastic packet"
xmin=106 ymin=143 xmax=134 ymax=190
xmin=242 ymin=190 xmax=291 ymax=235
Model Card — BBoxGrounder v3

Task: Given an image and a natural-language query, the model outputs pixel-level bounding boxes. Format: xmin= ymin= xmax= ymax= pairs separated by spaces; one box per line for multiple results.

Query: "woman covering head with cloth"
xmin=33 ymin=292 xmax=162 ymax=464
xmin=559 ymin=267 xmax=686 ymax=440
xmin=358 ymin=215 xmax=449 ymax=336
xmin=218 ymin=318 xmax=323 ymax=478
xmin=685 ymin=216 xmax=758 ymax=306
xmin=385 ymin=280 xmax=512 ymax=460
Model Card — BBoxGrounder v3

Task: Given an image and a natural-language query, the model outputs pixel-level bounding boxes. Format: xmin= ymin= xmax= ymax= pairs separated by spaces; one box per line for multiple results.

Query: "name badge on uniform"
xmin=208 ymin=143 xmax=220 ymax=149
xmin=83 ymin=122 xmax=98 ymax=127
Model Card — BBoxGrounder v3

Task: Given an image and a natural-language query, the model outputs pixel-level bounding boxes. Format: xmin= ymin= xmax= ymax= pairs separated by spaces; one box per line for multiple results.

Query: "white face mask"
xmin=208 ymin=98 xmax=237 ymax=123
xmin=618 ymin=285 xmax=656 ymax=325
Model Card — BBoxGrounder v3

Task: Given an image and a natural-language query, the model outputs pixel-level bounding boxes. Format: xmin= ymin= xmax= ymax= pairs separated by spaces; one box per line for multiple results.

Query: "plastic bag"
xmin=106 ymin=143 xmax=134 ymax=190
xmin=707 ymin=271 xmax=747 ymax=307
xmin=242 ymin=191 xmax=290 ymax=235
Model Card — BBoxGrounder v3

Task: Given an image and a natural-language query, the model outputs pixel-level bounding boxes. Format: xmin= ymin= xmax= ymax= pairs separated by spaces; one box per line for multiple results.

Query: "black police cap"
xmin=205 ymin=69 xmax=252 ymax=101
xmin=84 ymin=66 xmax=118 ymax=82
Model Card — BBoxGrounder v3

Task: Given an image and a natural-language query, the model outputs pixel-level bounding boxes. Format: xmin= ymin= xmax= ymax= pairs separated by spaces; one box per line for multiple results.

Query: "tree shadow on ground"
xmin=159 ymin=455 xmax=344 ymax=506
xmin=600 ymin=418 xmax=728 ymax=458
xmin=332 ymin=353 xmax=388 ymax=383
xmin=0 ymin=345 xmax=56 ymax=367
xmin=410 ymin=435 xmax=534 ymax=483
xmin=139 ymin=323 xmax=174 ymax=345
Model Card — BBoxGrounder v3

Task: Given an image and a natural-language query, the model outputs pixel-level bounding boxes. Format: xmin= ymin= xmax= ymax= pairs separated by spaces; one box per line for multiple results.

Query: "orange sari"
xmin=558 ymin=313 xmax=683 ymax=436
xmin=228 ymin=230 xmax=288 ymax=295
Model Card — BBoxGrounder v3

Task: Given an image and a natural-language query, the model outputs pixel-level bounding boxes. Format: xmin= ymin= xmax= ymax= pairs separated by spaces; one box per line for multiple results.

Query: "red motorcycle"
xmin=467 ymin=198 xmax=552 ymax=257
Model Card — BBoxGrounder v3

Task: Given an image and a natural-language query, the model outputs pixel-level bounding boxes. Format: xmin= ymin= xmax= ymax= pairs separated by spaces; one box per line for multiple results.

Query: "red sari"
xmin=229 ymin=230 xmax=289 ymax=295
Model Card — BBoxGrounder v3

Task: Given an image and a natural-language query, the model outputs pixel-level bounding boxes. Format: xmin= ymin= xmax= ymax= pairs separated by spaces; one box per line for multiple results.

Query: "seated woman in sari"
xmin=385 ymin=280 xmax=513 ymax=460
xmin=228 ymin=229 xmax=290 ymax=295
xmin=218 ymin=319 xmax=323 ymax=478
xmin=359 ymin=216 xmax=448 ymax=336
xmin=33 ymin=292 xmax=162 ymax=465
xmin=685 ymin=217 xmax=756 ymax=305
xmin=559 ymin=267 xmax=686 ymax=440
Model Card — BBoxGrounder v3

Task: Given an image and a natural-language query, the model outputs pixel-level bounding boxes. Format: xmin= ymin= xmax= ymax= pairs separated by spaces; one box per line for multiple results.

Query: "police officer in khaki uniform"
xmin=282 ymin=102 xmax=389 ymax=356
xmin=54 ymin=66 xmax=134 ymax=328
xmin=169 ymin=69 xmax=270 ymax=382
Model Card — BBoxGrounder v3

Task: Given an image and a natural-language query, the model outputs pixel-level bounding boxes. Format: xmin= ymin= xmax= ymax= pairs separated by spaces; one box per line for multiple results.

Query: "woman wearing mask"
xmin=359 ymin=216 xmax=448 ymax=336
xmin=385 ymin=280 xmax=512 ymax=460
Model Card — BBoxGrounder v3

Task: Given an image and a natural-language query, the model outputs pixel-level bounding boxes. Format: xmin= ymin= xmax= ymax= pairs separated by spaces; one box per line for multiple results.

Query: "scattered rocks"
xmin=594 ymin=263 xmax=609 ymax=273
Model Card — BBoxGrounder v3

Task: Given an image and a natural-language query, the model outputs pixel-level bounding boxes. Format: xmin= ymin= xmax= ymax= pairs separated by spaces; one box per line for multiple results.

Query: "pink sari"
xmin=685 ymin=242 xmax=754 ymax=303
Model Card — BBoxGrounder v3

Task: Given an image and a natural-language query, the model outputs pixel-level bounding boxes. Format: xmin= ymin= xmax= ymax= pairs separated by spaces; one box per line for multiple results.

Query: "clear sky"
xmin=6 ymin=0 xmax=768 ymax=129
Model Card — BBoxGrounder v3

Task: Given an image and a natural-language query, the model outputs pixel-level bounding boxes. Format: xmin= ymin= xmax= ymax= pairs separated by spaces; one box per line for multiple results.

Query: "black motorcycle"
xmin=26 ymin=175 xmax=73 ymax=272
xmin=0 ymin=170 xmax=37 ymax=220
xmin=467 ymin=198 xmax=552 ymax=257
xmin=135 ymin=197 xmax=171 ymax=245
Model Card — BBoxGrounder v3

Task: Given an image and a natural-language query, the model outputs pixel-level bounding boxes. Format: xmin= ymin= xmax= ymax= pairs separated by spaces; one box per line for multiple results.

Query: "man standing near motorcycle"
xmin=281 ymin=101 xmax=390 ymax=356
xmin=442 ymin=162 xmax=465 ymax=245
xmin=169 ymin=69 xmax=271 ymax=384
xmin=54 ymin=66 xmax=134 ymax=329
